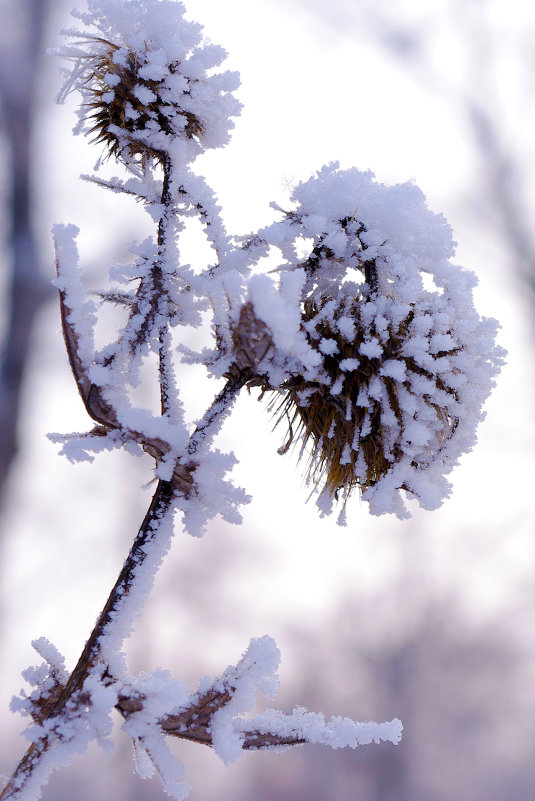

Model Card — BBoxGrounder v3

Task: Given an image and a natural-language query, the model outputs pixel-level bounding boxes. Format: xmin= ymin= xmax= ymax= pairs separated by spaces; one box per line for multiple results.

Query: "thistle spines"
xmin=78 ymin=36 xmax=204 ymax=165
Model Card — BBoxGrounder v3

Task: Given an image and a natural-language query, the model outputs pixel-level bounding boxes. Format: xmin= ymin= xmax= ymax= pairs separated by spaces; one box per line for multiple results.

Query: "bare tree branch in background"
xmin=456 ymin=1 xmax=535 ymax=302
xmin=0 ymin=0 xmax=52 ymax=505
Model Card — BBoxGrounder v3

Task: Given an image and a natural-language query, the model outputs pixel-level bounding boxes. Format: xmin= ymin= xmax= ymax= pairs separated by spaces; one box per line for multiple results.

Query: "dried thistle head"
xmin=78 ymin=36 xmax=204 ymax=164
xmin=56 ymin=0 xmax=242 ymax=167
xmin=232 ymin=163 xmax=505 ymax=519
xmin=222 ymin=222 xmax=463 ymax=510
xmin=274 ymin=287 xmax=459 ymax=503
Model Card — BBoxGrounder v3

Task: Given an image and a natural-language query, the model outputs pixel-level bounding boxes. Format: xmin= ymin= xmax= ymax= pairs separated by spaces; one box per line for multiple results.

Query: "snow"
xmin=210 ymin=636 xmax=281 ymax=764
xmin=237 ymin=162 xmax=505 ymax=517
xmin=51 ymin=223 xmax=96 ymax=370
xmin=54 ymin=0 xmax=242 ymax=163
xmin=7 ymin=0 xmax=508 ymax=797
xmin=242 ymin=708 xmax=403 ymax=749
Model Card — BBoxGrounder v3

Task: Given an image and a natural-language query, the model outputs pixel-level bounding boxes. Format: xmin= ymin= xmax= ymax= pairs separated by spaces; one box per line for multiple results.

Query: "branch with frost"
xmin=121 ymin=635 xmax=401 ymax=773
xmin=6 ymin=638 xmax=401 ymax=801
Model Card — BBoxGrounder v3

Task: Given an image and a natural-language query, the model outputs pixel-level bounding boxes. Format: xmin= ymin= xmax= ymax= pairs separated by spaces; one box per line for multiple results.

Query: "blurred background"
xmin=1 ymin=0 xmax=534 ymax=799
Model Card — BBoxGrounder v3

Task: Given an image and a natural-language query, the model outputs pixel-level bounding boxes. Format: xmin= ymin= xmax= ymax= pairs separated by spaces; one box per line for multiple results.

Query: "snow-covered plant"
xmin=243 ymin=167 xmax=504 ymax=519
xmin=1 ymin=1 xmax=503 ymax=799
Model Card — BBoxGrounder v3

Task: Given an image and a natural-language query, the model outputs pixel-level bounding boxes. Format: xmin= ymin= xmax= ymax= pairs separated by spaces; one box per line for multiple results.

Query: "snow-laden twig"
xmin=5 ymin=638 xmax=401 ymax=801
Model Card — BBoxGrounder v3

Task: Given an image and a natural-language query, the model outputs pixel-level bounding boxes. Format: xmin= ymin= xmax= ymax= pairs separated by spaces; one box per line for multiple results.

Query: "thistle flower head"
xmin=55 ymin=0 xmax=242 ymax=166
xmin=276 ymin=288 xmax=460 ymax=505
xmin=229 ymin=164 xmax=505 ymax=518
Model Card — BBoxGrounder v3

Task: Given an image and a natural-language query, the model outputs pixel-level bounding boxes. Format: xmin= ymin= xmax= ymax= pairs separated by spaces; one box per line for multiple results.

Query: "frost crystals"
xmin=11 ymin=637 xmax=401 ymax=801
xmin=1 ymin=1 xmax=506 ymax=799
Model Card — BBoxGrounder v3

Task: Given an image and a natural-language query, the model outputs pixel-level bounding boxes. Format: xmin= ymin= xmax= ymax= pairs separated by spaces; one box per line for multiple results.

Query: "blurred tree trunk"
xmin=0 ymin=0 xmax=51 ymax=505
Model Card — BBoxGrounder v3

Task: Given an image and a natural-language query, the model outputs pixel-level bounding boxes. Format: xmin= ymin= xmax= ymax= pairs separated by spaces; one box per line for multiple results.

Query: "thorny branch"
xmin=55 ymin=255 xmax=196 ymax=495
xmin=117 ymin=682 xmax=308 ymax=751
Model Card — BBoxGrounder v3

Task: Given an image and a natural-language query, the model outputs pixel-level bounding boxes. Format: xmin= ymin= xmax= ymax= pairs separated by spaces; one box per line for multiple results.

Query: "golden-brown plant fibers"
xmin=272 ymin=295 xmax=459 ymax=500
xmin=81 ymin=37 xmax=203 ymax=162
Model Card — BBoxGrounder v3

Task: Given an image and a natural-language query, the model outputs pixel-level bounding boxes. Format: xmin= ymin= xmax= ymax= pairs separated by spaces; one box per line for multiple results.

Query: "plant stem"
xmin=0 ymin=377 xmax=243 ymax=801
xmin=0 ymin=478 xmax=173 ymax=801
xmin=157 ymin=155 xmax=174 ymax=417
xmin=187 ymin=375 xmax=245 ymax=456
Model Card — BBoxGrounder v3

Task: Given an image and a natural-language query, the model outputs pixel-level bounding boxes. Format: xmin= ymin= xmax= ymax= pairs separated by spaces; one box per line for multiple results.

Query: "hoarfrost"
xmin=6 ymin=0 xmax=507 ymax=797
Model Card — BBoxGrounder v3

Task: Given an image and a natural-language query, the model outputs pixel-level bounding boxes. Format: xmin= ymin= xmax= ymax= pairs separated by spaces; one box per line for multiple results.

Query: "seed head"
xmin=275 ymin=286 xmax=459 ymax=502
xmin=79 ymin=36 xmax=204 ymax=164
xmin=227 ymin=164 xmax=505 ymax=518
xmin=55 ymin=0 xmax=242 ymax=166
